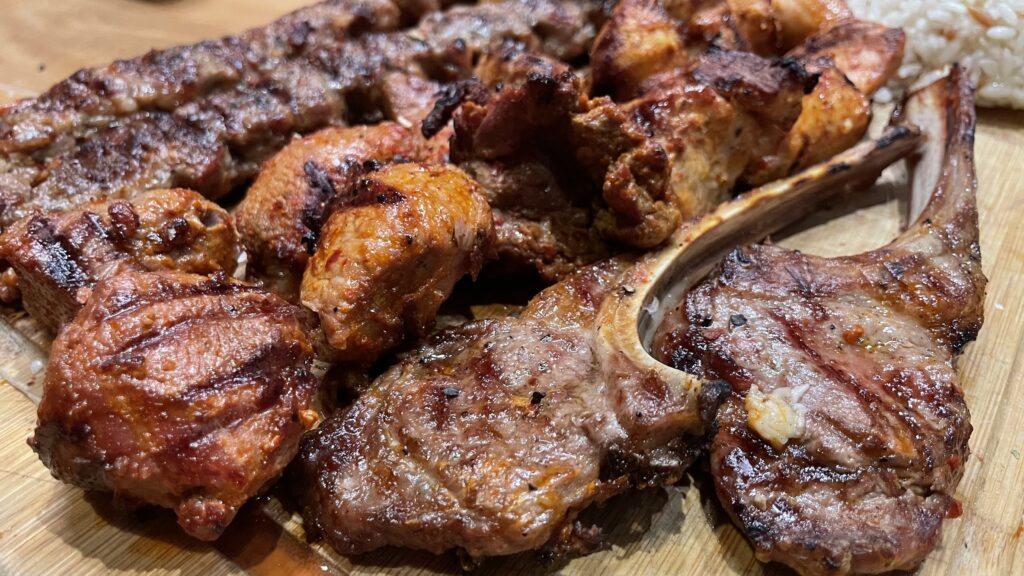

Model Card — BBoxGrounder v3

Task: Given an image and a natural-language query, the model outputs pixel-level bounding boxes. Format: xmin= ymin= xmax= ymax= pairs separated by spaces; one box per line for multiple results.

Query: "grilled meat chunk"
xmin=449 ymin=51 xmax=610 ymax=280
xmin=654 ymin=70 xmax=982 ymax=574
xmin=620 ymin=49 xmax=811 ymax=219
xmin=301 ymin=163 xmax=494 ymax=364
xmin=232 ymin=123 xmax=425 ymax=298
xmin=590 ymin=0 xmax=687 ymax=100
xmin=0 ymin=188 xmax=238 ymax=332
xmin=0 ymin=0 xmax=603 ymax=230
xmin=290 ymin=258 xmax=726 ymax=561
xmin=448 ymin=46 xmax=808 ymax=279
xmin=31 ymin=270 xmax=318 ymax=541
xmin=745 ymin=20 xmax=904 ymax=185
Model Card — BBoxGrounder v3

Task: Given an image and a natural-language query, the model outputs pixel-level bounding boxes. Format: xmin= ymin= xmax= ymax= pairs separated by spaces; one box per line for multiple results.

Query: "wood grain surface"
xmin=0 ymin=1 xmax=1022 ymax=575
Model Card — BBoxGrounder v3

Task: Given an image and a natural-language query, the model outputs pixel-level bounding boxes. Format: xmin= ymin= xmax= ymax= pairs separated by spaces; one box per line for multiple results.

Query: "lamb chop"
xmin=287 ymin=120 xmax=921 ymax=563
xmin=0 ymin=0 xmax=603 ymax=231
xmin=0 ymin=188 xmax=239 ymax=332
xmin=654 ymin=69 xmax=982 ymax=574
xmin=31 ymin=269 xmax=319 ymax=541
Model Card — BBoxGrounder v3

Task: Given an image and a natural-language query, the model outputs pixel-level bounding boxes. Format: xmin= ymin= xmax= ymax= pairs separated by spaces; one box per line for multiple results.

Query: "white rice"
xmin=846 ymin=0 xmax=1024 ymax=108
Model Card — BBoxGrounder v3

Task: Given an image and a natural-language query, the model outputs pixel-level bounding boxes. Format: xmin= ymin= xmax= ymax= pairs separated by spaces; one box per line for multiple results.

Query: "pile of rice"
xmin=846 ymin=0 xmax=1024 ymax=108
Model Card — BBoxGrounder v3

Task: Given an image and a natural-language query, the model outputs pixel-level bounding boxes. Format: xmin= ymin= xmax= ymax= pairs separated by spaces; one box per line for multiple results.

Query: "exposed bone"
xmin=594 ymin=123 xmax=922 ymax=442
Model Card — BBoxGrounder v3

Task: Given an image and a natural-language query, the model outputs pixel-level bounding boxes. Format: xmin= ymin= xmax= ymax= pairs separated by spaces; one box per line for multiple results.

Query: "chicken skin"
xmin=0 ymin=188 xmax=239 ymax=332
xmin=301 ymin=163 xmax=494 ymax=364
xmin=31 ymin=270 xmax=318 ymax=541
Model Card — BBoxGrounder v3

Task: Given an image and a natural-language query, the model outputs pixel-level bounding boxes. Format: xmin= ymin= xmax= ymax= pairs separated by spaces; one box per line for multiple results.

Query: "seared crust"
xmin=291 ymin=259 xmax=722 ymax=560
xmin=0 ymin=188 xmax=238 ymax=331
xmin=31 ymin=270 xmax=318 ymax=541
xmin=300 ymin=163 xmax=494 ymax=363
xmin=656 ymin=71 xmax=982 ymax=575
xmin=0 ymin=0 xmax=603 ymax=229
xmin=232 ymin=123 xmax=423 ymax=298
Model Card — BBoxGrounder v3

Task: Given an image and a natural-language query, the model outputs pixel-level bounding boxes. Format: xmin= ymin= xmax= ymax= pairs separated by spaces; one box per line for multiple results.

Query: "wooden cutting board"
xmin=1 ymin=1 xmax=1022 ymax=574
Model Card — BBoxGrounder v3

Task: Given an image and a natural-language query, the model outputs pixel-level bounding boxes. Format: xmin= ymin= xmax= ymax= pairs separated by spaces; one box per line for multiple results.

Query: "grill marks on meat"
xmin=0 ymin=188 xmax=238 ymax=332
xmin=654 ymin=70 xmax=982 ymax=574
xmin=31 ymin=270 xmax=318 ymax=541
xmin=301 ymin=163 xmax=494 ymax=364
xmin=290 ymin=258 xmax=727 ymax=561
xmin=0 ymin=0 xmax=603 ymax=229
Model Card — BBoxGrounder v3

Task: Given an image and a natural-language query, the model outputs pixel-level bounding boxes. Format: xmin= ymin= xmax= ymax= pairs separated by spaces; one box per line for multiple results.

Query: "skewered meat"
xmin=0 ymin=0 xmax=603 ymax=230
xmin=301 ymin=163 xmax=494 ymax=363
xmin=0 ymin=188 xmax=238 ymax=332
xmin=232 ymin=123 xmax=425 ymax=298
xmin=287 ymin=121 xmax=920 ymax=563
xmin=654 ymin=70 xmax=981 ymax=574
xmin=31 ymin=270 xmax=318 ymax=541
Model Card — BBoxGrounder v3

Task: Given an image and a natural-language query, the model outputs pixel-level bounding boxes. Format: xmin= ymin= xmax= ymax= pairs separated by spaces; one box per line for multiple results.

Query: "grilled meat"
xmin=232 ymin=123 xmax=426 ymax=298
xmin=31 ymin=270 xmax=318 ymax=541
xmin=446 ymin=45 xmax=809 ymax=280
xmin=0 ymin=0 xmax=603 ymax=230
xmin=590 ymin=0 xmax=687 ymax=100
xmin=301 ymin=163 xmax=494 ymax=363
xmin=449 ymin=50 xmax=609 ymax=280
xmin=0 ymin=188 xmax=238 ymax=332
xmin=623 ymin=49 xmax=812 ymax=219
xmin=290 ymin=257 xmax=727 ymax=561
xmin=744 ymin=19 xmax=904 ymax=185
xmin=654 ymin=70 xmax=982 ymax=574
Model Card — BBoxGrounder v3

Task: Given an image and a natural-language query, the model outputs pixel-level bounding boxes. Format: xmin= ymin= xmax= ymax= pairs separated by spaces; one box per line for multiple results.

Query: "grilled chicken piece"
xmin=743 ymin=20 xmax=904 ymax=185
xmin=726 ymin=0 xmax=853 ymax=54
xmin=622 ymin=49 xmax=812 ymax=219
xmin=0 ymin=0 xmax=603 ymax=230
xmin=290 ymin=258 xmax=727 ymax=561
xmin=654 ymin=70 xmax=981 ymax=574
xmin=448 ymin=47 xmax=808 ymax=279
xmin=591 ymin=0 xmax=687 ymax=100
xmin=0 ymin=188 xmax=238 ymax=332
xmin=301 ymin=163 xmax=494 ymax=364
xmin=31 ymin=270 xmax=318 ymax=541
xmin=232 ymin=123 xmax=425 ymax=298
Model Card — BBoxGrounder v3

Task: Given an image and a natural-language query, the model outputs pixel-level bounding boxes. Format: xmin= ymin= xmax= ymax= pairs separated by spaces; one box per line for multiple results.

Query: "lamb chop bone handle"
xmin=594 ymin=123 xmax=922 ymax=445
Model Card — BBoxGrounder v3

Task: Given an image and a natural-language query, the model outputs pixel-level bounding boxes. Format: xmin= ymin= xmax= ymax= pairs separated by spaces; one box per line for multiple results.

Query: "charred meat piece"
xmin=450 ymin=51 xmax=610 ymax=281
xmin=621 ymin=49 xmax=812 ymax=219
xmin=745 ymin=19 xmax=904 ymax=185
xmin=590 ymin=0 xmax=687 ymax=100
xmin=448 ymin=46 xmax=807 ymax=279
xmin=0 ymin=188 xmax=238 ymax=332
xmin=290 ymin=258 xmax=726 ymax=561
xmin=725 ymin=0 xmax=854 ymax=54
xmin=0 ymin=0 xmax=603 ymax=230
xmin=31 ymin=270 xmax=318 ymax=541
xmin=232 ymin=123 xmax=425 ymax=298
xmin=301 ymin=163 xmax=494 ymax=364
xmin=654 ymin=70 xmax=982 ymax=574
